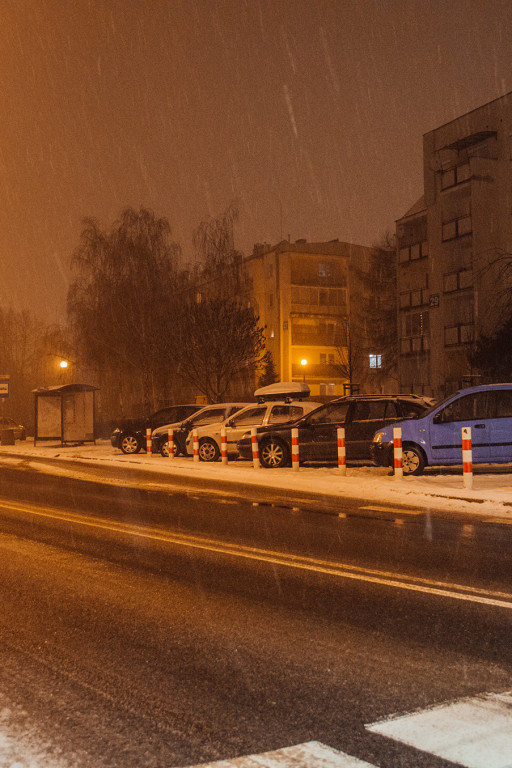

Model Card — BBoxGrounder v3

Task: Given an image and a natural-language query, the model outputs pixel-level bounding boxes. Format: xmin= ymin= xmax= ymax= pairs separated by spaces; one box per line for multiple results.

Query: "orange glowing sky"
xmin=1 ymin=0 xmax=512 ymax=320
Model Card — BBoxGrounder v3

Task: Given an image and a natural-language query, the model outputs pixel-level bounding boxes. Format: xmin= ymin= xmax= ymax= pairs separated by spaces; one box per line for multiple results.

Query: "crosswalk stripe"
xmin=366 ymin=691 xmax=512 ymax=768
xmin=184 ymin=741 xmax=377 ymax=767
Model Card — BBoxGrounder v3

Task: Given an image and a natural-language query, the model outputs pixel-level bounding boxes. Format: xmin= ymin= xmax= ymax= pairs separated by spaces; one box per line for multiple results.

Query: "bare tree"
xmin=192 ymin=202 xmax=249 ymax=301
xmin=0 ymin=310 xmax=72 ymax=427
xmin=175 ymin=296 xmax=265 ymax=402
xmin=332 ymin=320 xmax=356 ymax=393
xmin=68 ymin=207 xmax=182 ymax=416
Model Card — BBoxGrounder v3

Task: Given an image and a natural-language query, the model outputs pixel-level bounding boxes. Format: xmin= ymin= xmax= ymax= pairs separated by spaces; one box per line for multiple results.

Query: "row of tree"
xmin=67 ymin=206 xmax=269 ymax=420
xmin=3 ymin=204 xmax=512 ymax=431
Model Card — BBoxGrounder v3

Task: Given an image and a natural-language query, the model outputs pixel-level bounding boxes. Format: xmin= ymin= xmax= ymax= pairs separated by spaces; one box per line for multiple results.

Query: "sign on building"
xmin=0 ymin=375 xmax=10 ymax=398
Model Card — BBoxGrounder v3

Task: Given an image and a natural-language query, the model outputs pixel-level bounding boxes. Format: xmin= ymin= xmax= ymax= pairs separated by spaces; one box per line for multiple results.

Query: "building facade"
xmin=397 ymin=92 xmax=512 ymax=399
xmin=245 ymin=239 xmax=396 ymax=399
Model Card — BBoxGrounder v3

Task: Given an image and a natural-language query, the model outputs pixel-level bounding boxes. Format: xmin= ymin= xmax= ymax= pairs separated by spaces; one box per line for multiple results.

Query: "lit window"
xmin=369 ymin=354 xmax=382 ymax=369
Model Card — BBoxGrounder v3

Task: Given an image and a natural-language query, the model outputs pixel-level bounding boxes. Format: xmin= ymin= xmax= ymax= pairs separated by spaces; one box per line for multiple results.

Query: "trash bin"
xmin=0 ymin=428 xmax=15 ymax=445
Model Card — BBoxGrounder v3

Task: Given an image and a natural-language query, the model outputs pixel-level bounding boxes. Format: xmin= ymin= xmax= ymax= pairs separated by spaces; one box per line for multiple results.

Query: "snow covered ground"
xmin=0 ymin=438 xmax=511 ymax=519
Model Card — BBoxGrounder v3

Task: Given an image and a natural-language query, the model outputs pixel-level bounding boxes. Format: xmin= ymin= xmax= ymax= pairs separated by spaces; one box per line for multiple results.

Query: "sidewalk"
xmin=1 ymin=439 xmax=511 ymax=519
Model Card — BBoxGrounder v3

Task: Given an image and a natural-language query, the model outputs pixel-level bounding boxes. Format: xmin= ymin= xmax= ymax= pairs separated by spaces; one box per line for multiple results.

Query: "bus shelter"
xmin=33 ymin=384 xmax=98 ymax=446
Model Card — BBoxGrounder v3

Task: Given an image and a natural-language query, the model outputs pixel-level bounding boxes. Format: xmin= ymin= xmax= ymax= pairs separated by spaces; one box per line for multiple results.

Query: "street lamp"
xmin=300 ymin=358 xmax=308 ymax=382
xmin=59 ymin=360 xmax=69 ymax=369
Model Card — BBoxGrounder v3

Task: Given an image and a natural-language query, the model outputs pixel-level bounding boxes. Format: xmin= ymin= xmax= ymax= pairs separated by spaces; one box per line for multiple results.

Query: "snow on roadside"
xmin=0 ymin=702 xmax=71 ymax=768
xmin=1 ymin=439 xmax=511 ymax=519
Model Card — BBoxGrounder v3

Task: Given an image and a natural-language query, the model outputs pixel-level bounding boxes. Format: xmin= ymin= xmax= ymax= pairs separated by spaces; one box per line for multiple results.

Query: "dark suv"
xmin=110 ymin=404 xmax=198 ymax=454
xmin=237 ymin=394 xmax=433 ymax=468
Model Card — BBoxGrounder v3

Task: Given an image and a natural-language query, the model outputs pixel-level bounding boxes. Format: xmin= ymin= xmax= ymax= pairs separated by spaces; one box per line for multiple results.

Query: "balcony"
xmin=291 ymin=329 xmax=347 ymax=346
xmin=292 ymin=363 xmax=342 ymax=378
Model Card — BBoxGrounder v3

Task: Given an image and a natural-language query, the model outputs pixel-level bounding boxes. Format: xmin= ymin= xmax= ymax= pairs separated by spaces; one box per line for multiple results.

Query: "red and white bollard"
xmin=337 ymin=427 xmax=346 ymax=475
xmin=462 ymin=426 xmax=473 ymax=489
xmin=168 ymin=429 xmax=174 ymax=459
xmin=393 ymin=427 xmax=403 ymax=478
xmin=291 ymin=428 xmax=299 ymax=471
xmin=193 ymin=429 xmax=199 ymax=463
xmin=221 ymin=427 xmax=228 ymax=465
xmin=146 ymin=427 xmax=152 ymax=455
xmin=251 ymin=427 xmax=260 ymax=469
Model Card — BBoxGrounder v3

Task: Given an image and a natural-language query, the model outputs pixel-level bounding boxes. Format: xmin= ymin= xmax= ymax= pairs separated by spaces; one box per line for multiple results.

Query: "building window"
xmin=319 ymin=353 xmax=326 ymax=364
xmin=443 ymin=269 xmax=473 ymax=293
xmin=268 ymin=293 xmax=274 ymax=309
xmin=318 ymin=262 xmax=335 ymax=281
xmin=399 ymin=241 xmax=428 ymax=263
xmin=444 ymin=324 xmax=474 ymax=346
xmin=442 ymin=215 xmax=472 ymax=241
xmin=328 ymin=353 xmax=335 ymax=364
xmin=401 ymin=311 xmax=430 ymax=354
xmin=320 ymin=382 xmax=327 ymax=396
xmin=400 ymin=288 xmax=428 ymax=308
xmin=327 ymin=383 xmax=336 ymax=395
xmin=369 ymin=354 xmax=382 ymax=369
xmin=440 ymin=162 xmax=471 ymax=190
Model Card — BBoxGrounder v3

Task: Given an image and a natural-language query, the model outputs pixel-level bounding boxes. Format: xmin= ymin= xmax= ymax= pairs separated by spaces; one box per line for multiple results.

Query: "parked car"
xmin=0 ymin=416 xmax=27 ymax=440
xmin=110 ymin=404 xmax=198 ymax=454
xmin=186 ymin=398 xmax=322 ymax=461
xmin=371 ymin=383 xmax=512 ymax=475
xmin=237 ymin=394 xmax=433 ymax=468
xmin=151 ymin=402 xmax=252 ymax=457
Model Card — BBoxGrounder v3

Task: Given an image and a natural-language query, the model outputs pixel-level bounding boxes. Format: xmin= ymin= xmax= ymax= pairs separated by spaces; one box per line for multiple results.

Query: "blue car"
xmin=371 ymin=383 xmax=512 ymax=475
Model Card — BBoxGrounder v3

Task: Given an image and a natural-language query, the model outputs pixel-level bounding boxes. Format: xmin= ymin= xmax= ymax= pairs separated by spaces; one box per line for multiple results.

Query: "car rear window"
xmin=308 ymin=402 xmax=350 ymax=425
xmin=398 ymin=401 xmax=425 ymax=418
xmin=231 ymin=406 xmax=267 ymax=426
xmin=190 ymin=407 xmax=228 ymax=425
xmin=268 ymin=405 xmax=303 ymax=423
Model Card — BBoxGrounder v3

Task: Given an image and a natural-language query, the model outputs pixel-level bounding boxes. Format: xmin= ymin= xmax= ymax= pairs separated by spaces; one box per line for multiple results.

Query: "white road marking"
xmin=367 ymin=691 xmax=512 ymax=768
xmin=185 ymin=741 xmax=376 ymax=767
xmin=1 ymin=499 xmax=512 ymax=608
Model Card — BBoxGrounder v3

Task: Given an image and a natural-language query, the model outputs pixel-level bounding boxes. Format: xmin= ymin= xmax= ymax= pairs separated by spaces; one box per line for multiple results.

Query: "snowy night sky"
xmin=1 ymin=0 xmax=512 ymax=320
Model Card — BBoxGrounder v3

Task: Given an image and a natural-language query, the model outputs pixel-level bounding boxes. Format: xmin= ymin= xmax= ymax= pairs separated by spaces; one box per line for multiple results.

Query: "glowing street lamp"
xmin=300 ymin=358 xmax=308 ymax=382
xmin=59 ymin=360 xmax=69 ymax=369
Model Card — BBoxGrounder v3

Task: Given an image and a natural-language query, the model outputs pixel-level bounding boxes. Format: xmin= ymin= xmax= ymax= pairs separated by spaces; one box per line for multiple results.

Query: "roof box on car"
xmin=254 ymin=381 xmax=311 ymax=402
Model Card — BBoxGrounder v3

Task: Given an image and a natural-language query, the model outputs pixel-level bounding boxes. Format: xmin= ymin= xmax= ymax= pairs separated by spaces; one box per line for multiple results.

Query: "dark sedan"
xmin=237 ymin=394 xmax=433 ymax=468
xmin=111 ymin=404 xmax=198 ymax=454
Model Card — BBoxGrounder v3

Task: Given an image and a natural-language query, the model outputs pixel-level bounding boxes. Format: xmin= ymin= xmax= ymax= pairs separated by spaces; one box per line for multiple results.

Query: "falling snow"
xmin=0 ymin=0 xmax=511 ymax=320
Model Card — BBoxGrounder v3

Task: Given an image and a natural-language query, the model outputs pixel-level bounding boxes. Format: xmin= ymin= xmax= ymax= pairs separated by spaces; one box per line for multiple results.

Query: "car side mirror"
xmin=227 ymin=419 xmax=235 ymax=428
xmin=433 ymin=412 xmax=442 ymax=424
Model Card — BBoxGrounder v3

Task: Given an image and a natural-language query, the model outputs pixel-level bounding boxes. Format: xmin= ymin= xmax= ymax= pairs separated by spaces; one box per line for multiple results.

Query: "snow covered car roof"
xmin=254 ymin=381 xmax=311 ymax=402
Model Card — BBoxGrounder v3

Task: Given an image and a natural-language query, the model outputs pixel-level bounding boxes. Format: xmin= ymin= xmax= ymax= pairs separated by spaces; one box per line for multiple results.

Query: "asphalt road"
xmin=0 ymin=463 xmax=511 ymax=767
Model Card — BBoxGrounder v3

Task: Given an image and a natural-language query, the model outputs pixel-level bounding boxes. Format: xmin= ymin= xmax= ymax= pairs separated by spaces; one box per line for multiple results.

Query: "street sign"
xmin=0 ymin=375 xmax=10 ymax=398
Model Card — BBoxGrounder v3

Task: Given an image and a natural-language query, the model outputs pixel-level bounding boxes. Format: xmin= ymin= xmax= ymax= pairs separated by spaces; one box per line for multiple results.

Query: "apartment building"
xmin=397 ymin=92 xmax=512 ymax=398
xmin=244 ymin=239 xmax=395 ymax=398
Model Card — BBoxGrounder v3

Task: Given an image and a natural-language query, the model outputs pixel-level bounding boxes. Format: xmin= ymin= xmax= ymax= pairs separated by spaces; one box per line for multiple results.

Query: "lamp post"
xmin=300 ymin=358 xmax=308 ymax=382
